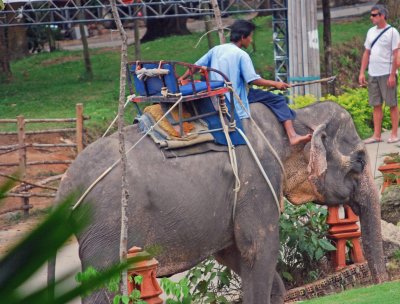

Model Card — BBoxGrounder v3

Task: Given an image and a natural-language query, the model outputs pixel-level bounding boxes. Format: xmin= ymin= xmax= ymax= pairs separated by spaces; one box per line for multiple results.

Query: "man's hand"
xmin=274 ymin=81 xmax=291 ymax=90
xmin=387 ymin=74 xmax=396 ymax=88
xmin=358 ymin=73 xmax=367 ymax=87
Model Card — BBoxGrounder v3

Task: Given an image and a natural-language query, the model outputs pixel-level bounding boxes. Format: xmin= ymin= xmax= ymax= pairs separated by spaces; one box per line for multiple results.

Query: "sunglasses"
xmin=370 ymin=13 xmax=381 ymax=17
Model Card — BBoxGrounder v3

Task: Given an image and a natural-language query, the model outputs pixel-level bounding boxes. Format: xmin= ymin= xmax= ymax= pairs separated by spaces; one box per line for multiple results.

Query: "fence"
xmin=0 ymin=103 xmax=88 ymax=216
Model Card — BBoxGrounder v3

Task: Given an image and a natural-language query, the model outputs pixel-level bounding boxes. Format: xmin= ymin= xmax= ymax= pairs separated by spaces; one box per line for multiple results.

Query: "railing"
xmin=0 ymin=103 xmax=89 ymax=216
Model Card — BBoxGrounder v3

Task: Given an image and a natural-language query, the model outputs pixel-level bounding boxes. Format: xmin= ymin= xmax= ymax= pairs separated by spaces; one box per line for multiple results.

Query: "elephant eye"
xmin=350 ymin=151 xmax=365 ymax=173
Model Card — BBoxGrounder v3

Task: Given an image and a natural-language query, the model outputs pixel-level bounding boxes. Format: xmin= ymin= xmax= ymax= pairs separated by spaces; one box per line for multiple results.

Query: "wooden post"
xmin=76 ymin=103 xmax=84 ymax=153
xmin=17 ymin=115 xmax=26 ymax=175
xmin=17 ymin=115 xmax=28 ymax=217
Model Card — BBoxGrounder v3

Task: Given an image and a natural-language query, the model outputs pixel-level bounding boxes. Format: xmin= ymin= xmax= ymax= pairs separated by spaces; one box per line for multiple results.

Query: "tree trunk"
xmin=0 ymin=28 xmax=13 ymax=81
xmin=322 ymin=0 xmax=335 ymax=95
xmin=77 ymin=0 xmax=93 ymax=80
xmin=134 ymin=19 xmax=141 ymax=60
xmin=141 ymin=16 xmax=190 ymax=42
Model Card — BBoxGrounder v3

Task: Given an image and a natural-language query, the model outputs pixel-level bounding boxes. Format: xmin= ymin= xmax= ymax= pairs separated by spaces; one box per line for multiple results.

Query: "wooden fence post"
xmin=76 ymin=103 xmax=84 ymax=153
xmin=17 ymin=115 xmax=29 ymax=217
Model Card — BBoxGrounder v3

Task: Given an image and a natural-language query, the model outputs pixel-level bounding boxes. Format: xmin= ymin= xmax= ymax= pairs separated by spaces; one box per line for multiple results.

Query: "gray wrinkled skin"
xmin=56 ymin=101 xmax=387 ymax=303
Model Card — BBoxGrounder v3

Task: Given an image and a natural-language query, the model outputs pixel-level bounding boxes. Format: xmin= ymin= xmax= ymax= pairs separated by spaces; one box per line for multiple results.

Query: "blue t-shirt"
xmin=195 ymin=43 xmax=260 ymax=119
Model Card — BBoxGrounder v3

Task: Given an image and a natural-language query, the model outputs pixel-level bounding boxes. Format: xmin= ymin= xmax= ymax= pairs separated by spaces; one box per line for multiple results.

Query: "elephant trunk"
xmin=352 ymin=164 xmax=388 ymax=283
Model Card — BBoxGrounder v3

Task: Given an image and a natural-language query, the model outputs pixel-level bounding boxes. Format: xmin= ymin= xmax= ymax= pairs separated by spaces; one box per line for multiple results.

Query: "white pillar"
xmin=288 ymin=0 xmax=321 ymax=98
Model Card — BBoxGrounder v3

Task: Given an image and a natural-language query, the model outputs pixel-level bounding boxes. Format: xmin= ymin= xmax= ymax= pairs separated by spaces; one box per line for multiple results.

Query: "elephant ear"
xmin=307 ymin=124 xmax=327 ymax=198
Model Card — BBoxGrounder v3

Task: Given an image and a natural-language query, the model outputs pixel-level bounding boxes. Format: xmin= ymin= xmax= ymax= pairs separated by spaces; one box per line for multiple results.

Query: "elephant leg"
xmin=216 ymin=246 xmax=285 ymax=304
xmin=271 ymin=271 xmax=286 ymax=304
xmin=215 ymin=245 xmax=242 ymax=275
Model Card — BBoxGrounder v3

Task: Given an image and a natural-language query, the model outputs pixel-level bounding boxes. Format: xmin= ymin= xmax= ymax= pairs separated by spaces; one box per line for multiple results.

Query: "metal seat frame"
xmin=127 ymin=61 xmax=235 ymax=137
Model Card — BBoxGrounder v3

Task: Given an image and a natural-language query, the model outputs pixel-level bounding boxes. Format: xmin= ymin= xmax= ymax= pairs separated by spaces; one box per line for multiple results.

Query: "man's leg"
xmin=283 ymin=120 xmax=312 ymax=145
xmin=372 ymin=105 xmax=383 ymax=140
xmin=389 ymin=105 xmax=399 ymax=140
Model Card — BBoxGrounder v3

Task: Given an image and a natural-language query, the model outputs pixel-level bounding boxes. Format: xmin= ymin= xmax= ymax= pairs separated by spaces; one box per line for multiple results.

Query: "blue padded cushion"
xmin=130 ymin=63 xmax=178 ymax=96
xmin=179 ymin=81 xmax=225 ymax=96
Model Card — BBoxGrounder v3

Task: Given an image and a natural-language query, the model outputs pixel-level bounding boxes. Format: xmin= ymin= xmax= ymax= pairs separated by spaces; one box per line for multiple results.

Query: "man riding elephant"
xmin=179 ymin=19 xmax=312 ymax=145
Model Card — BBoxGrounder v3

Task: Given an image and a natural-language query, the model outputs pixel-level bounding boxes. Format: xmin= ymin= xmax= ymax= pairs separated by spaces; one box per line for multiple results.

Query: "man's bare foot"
xmin=289 ymin=134 xmax=312 ymax=145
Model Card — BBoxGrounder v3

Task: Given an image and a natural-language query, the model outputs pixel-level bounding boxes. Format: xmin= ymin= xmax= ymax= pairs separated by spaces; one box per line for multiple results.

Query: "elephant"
xmin=54 ymin=101 xmax=388 ymax=303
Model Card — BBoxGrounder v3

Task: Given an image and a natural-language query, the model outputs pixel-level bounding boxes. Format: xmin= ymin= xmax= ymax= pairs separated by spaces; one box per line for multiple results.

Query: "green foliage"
xmin=160 ymin=277 xmax=192 ymax=304
xmin=76 ymin=267 xmax=146 ymax=304
xmin=278 ymin=202 xmax=336 ymax=288
xmin=0 ymin=190 xmax=130 ymax=304
xmin=161 ymin=258 xmax=241 ymax=303
xmin=393 ymin=249 xmax=400 ymax=262
xmin=0 ymin=0 xmax=4 ymax=11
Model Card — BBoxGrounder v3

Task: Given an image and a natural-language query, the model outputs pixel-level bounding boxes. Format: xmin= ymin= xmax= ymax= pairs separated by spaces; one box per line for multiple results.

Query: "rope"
xmin=224 ymin=82 xmax=284 ymax=213
xmin=217 ymin=103 xmax=240 ymax=220
xmin=72 ymin=95 xmax=184 ymax=210
xmin=135 ymin=68 xmax=169 ymax=80
xmin=236 ymin=127 xmax=281 ymax=213
xmin=102 ymin=96 xmax=134 ymax=138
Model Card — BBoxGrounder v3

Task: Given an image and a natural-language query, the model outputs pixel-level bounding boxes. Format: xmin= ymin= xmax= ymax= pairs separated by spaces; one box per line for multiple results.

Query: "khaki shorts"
xmin=368 ymin=75 xmax=398 ymax=107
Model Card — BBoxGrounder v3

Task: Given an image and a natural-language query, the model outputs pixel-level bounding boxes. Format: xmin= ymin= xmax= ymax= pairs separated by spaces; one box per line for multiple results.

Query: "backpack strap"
xmin=371 ymin=26 xmax=392 ymax=49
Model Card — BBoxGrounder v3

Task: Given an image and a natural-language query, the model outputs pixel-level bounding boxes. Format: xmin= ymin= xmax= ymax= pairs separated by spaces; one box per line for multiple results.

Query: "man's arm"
xmin=358 ymin=49 xmax=370 ymax=86
xmin=251 ymin=78 xmax=290 ymax=90
xmin=388 ymin=47 xmax=399 ymax=88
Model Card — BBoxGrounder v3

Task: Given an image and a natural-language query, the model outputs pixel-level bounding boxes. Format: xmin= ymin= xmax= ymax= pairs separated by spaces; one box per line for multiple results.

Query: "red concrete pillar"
xmin=326 ymin=205 xmax=365 ymax=271
xmin=127 ymin=246 xmax=163 ymax=304
xmin=378 ymin=162 xmax=400 ymax=194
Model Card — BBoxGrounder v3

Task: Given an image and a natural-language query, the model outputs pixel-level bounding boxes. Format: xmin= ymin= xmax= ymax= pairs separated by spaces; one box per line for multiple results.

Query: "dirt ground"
xmin=0 ymin=132 xmax=77 ymax=256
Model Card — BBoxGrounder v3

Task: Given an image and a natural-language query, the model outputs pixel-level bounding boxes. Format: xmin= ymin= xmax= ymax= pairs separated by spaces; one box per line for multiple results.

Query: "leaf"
xmin=134 ymin=275 xmax=143 ymax=285
xmin=319 ymin=239 xmax=336 ymax=251
xmin=315 ymin=247 xmax=324 ymax=260
xmin=282 ymin=271 xmax=293 ymax=281
xmin=113 ymin=295 xmax=121 ymax=304
xmin=121 ymin=295 xmax=130 ymax=304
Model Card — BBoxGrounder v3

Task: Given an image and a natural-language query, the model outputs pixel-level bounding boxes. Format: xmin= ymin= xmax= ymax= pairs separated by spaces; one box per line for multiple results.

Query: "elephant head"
xmin=283 ymin=101 xmax=388 ymax=283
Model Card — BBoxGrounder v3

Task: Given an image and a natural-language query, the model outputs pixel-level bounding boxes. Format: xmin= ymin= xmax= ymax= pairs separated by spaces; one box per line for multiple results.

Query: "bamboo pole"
xmin=0 ymin=160 xmax=73 ymax=166
xmin=1 ymin=173 xmax=58 ymax=191
xmin=0 ymin=119 xmax=17 ymax=123
xmin=210 ymin=0 xmax=225 ymax=44
xmin=76 ymin=103 xmax=84 ymax=153
xmin=0 ymin=128 xmax=76 ymax=135
xmin=25 ymin=118 xmax=77 ymax=123
xmin=0 ymin=205 xmax=33 ymax=215
xmin=110 ymin=0 xmax=130 ymax=295
xmin=5 ymin=193 xmax=55 ymax=198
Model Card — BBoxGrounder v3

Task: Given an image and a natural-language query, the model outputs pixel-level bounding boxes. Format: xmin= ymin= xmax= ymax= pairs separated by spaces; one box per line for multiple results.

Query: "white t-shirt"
xmin=364 ymin=25 xmax=400 ymax=76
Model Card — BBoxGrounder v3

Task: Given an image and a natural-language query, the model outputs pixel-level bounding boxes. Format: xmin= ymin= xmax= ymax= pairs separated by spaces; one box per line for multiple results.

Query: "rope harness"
xmin=72 ymin=67 xmax=284 ymax=216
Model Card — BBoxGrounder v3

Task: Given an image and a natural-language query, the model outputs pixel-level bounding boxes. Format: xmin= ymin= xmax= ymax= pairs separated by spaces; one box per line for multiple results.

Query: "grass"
xmin=302 ymin=280 xmax=400 ymax=303
xmin=0 ymin=15 xmax=372 ymax=133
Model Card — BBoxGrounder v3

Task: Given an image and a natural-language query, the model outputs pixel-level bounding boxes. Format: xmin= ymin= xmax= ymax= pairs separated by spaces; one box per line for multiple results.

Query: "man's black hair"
xmin=230 ymin=20 xmax=256 ymax=42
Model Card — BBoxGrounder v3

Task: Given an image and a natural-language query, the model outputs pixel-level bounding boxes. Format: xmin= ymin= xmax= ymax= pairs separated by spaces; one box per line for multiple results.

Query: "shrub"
xmin=278 ymin=202 xmax=335 ymax=289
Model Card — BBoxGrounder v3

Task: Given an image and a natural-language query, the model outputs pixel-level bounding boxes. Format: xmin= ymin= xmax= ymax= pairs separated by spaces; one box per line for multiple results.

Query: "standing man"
xmin=359 ymin=4 xmax=400 ymax=144
xmin=179 ymin=19 xmax=311 ymax=145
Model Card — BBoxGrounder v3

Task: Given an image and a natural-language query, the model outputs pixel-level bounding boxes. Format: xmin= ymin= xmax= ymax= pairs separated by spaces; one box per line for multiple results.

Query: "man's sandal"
xmin=387 ymin=137 xmax=400 ymax=144
xmin=363 ymin=137 xmax=383 ymax=144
